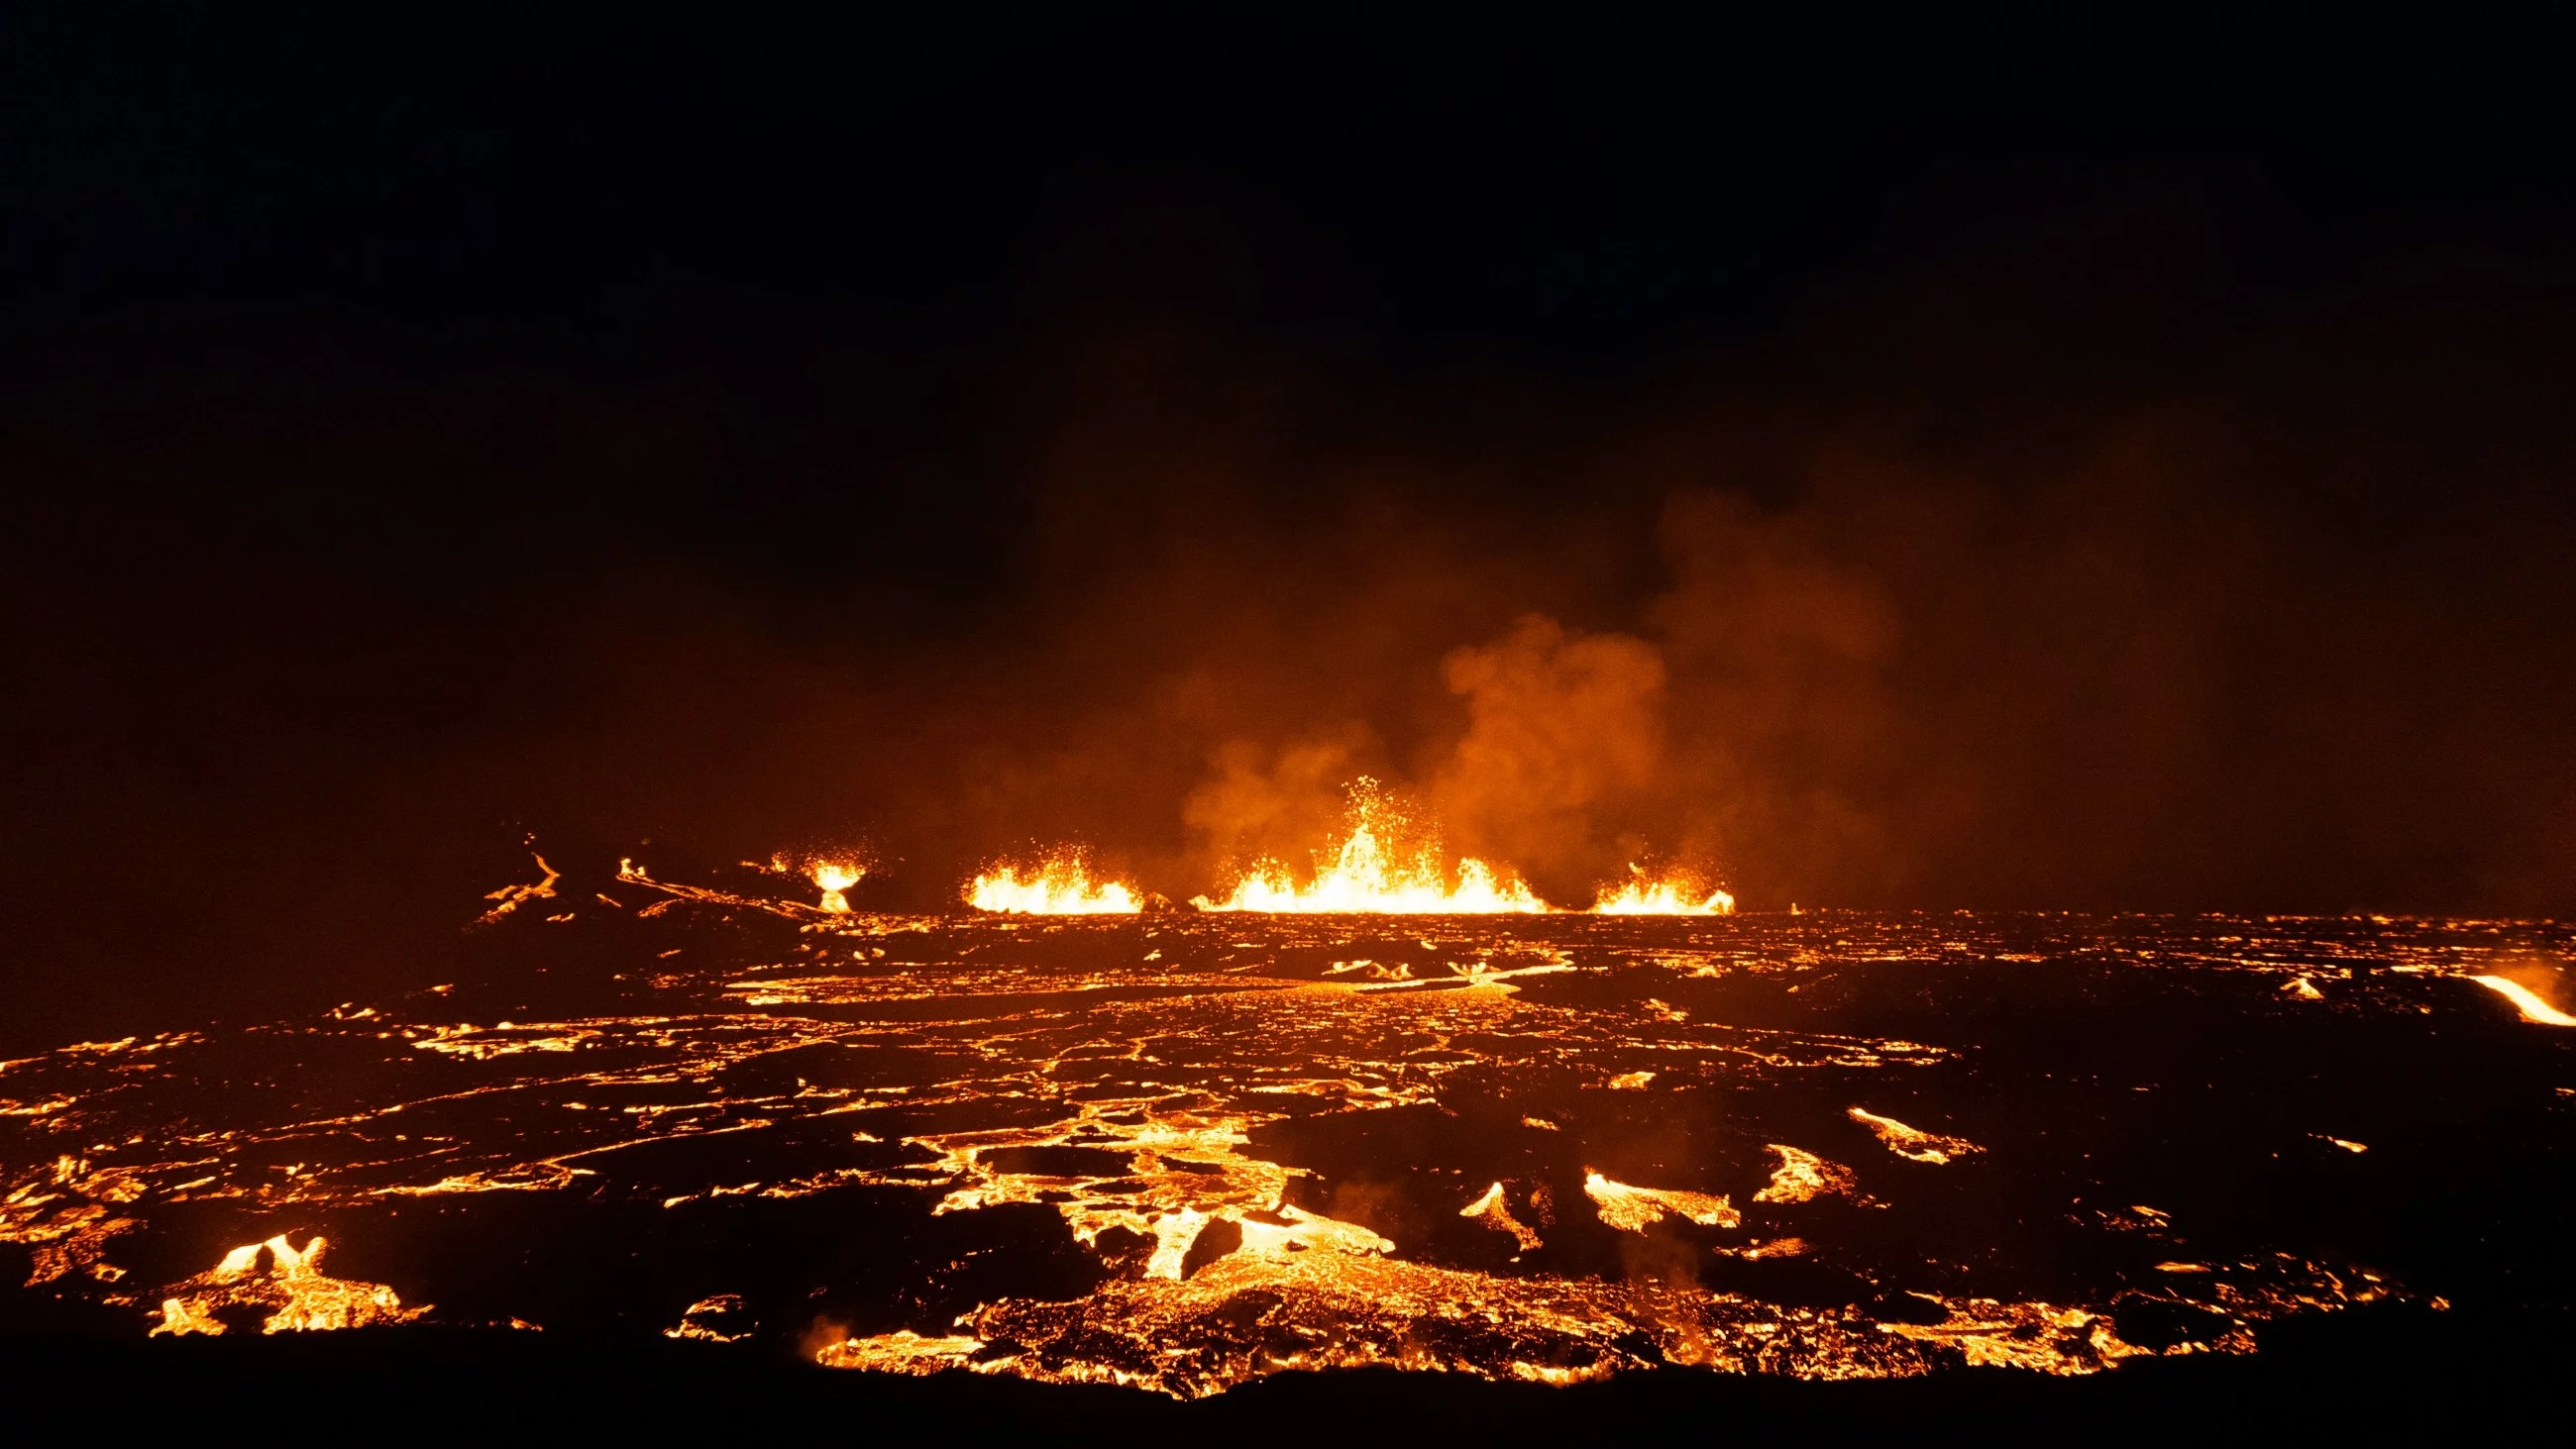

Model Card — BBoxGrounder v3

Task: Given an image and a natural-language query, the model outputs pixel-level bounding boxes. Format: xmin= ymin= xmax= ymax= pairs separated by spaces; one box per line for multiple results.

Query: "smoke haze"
xmin=3 ymin=16 xmax=2572 ymax=1048
xmin=12 ymin=284 xmax=2571 ymax=1054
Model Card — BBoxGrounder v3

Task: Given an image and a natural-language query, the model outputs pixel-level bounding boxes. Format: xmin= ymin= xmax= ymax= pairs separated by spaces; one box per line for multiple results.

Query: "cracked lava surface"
xmin=5 ymin=855 xmax=2570 ymax=1397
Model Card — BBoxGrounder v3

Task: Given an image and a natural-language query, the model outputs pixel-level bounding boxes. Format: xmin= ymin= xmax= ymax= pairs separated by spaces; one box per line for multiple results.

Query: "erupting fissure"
xmin=969 ymin=854 xmax=1142 ymax=915
xmin=1591 ymin=866 xmax=1736 ymax=916
xmin=809 ymin=863 xmax=863 ymax=914
xmin=1194 ymin=779 xmax=1545 ymax=915
xmin=727 ymin=776 xmax=1733 ymax=917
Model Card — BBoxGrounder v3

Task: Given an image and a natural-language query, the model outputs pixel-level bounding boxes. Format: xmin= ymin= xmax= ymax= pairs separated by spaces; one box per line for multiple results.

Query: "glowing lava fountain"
xmin=810 ymin=863 xmax=863 ymax=914
xmin=1592 ymin=868 xmax=1735 ymax=916
xmin=1194 ymin=779 xmax=1546 ymax=914
xmin=968 ymin=855 xmax=1141 ymax=915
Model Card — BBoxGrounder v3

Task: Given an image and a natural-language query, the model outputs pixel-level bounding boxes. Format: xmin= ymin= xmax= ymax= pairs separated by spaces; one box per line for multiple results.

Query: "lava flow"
xmin=2469 ymin=974 xmax=2576 ymax=1026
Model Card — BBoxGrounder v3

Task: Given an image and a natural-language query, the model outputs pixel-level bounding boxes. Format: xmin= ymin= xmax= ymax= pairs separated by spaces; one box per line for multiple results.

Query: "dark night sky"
xmin=4 ymin=12 xmax=2572 ymax=1049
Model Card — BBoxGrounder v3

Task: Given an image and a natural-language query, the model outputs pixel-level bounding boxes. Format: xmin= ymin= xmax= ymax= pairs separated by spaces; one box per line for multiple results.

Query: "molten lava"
xmin=4 ymin=862 xmax=2492 ymax=1400
xmin=1848 ymin=1106 xmax=1982 ymax=1165
xmin=152 ymin=1235 xmax=423 ymax=1336
xmin=968 ymin=854 xmax=1142 ymax=915
xmin=1581 ymin=1170 xmax=1740 ymax=1230
xmin=2469 ymin=974 xmax=2576 ymax=1026
xmin=1459 ymin=1181 xmax=1544 ymax=1249
xmin=473 ymin=854 xmax=560 ymax=925
xmin=1195 ymin=779 xmax=1546 ymax=914
xmin=1591 ymin=867 xmax=1735 ymax=916
xmin=1753 ymin=1144 xmax=1874 ymax=1205
xmin=810 ymin=863 xmax=863 ymax=914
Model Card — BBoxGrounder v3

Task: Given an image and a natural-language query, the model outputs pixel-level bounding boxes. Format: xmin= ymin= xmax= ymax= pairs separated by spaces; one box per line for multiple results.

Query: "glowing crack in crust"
xmin=666 ymin=1294 xmax=754 ymax=1342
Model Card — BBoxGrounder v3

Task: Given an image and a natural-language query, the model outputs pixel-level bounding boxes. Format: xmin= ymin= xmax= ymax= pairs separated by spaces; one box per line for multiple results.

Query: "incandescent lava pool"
xmin=6 ymin=854 xmax=2572 ymax=1399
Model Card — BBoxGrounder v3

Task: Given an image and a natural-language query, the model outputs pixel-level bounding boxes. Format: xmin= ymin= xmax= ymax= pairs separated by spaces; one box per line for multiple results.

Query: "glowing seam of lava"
xmin=1848 ymin=1106 xmax=1982 ymax=1165
xmin=1590 ymin=869 xmax=1736 ymax=915
xmin=1349 ymin=960 xmax=1576 ymax=994
xmin=967 ymin=856 xmax=1141 ymax=914
xmin=373 ymin=1163 xmax=586 ymax=1195
xmin=408 ymin=1024 xmax=600 ymax=1060
xmin=2468 ymin=975 xmax=2576 ymax=1026
xmin=474 ymin=854 xmax=560 ymax=925
xmin=613 ymin=860 xmax=817 ymax=920
xmin=665 ymin=1294 xmax=753 ymax=1341
xmin=1194 ymin=780 xmax=1545 ymax=914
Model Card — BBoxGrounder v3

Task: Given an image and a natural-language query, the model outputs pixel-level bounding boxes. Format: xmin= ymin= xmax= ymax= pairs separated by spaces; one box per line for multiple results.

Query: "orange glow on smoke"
xmin=1590 ymin=867 xmax=1735 ymax=916
xmin=968 ymin=854 xmax=1141 ymax=915
xmin=1193 ymin=779 xmax=1546 ymax=914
